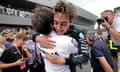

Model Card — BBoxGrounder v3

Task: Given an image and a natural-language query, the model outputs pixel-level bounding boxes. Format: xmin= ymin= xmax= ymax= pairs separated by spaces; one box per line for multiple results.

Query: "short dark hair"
xmin=53 ymin=1 xmax=76 ymax=22
xmin=0 ymin=32 xmax=8 ymax=37
xmin=101 ymin=10 xmax=114 ymax=15
xmin=32 ymin=6 xmax=54 ymax=35
xmin=24 ymin=26 xmax=32 ymax=30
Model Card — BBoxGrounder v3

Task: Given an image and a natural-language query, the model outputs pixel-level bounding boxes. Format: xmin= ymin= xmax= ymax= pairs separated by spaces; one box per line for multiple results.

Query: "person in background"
xmin=0 ymin=32 xmax=8 ymax=54
xmin=86 ymin=33 xmax=113 ymax=72
xmin=96 ymin=10 xmax=120 ymax=72
xmin=23 ymin=26 xmax=33 ymax=39
xmin=0 ymin=32 xmax=8 ymax=72
xmin=26 ymin=33 xmax=45 ymax=72
xmin=23 ymin=27 xmax=29 ymax=36
xmin=4 ymin=30 xmax=15 ymax=48
xmin=0 ymin=33 xmax=32 ymax=72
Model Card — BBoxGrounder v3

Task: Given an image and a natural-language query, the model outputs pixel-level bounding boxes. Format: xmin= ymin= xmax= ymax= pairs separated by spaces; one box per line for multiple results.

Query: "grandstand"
xmin=0 ymin=0 xmax=97 ymax=31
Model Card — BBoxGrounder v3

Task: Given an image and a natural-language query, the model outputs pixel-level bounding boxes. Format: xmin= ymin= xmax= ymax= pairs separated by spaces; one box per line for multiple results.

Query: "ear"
xmin=50 ymin=23 xmax=54 ymax=30
xmin=88 ymin=35 xmax=94 ymax=41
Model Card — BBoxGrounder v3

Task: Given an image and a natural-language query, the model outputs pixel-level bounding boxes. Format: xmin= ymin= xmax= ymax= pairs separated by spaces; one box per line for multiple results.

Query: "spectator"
xmin=96 ymin=10 xmax=120 ymax=72
xmin=86 ymin=33 xmax=113 ymax=72
xmin=0 ymin=32 xmax=8 ymax=56
xmin=4 ymin=30 xmax=15 ymax=48
xmin=0 ymin=33 xmax=32 ymax=72
xmin=26 ymin=34 xmax=45 ymax=72
xmin=0 ymin=32 xmax=8 ymax=72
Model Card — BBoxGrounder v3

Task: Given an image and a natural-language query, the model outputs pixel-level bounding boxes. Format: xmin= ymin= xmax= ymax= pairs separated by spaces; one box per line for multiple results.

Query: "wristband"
xmin=65 ymin=58 xmax=70 ymax=65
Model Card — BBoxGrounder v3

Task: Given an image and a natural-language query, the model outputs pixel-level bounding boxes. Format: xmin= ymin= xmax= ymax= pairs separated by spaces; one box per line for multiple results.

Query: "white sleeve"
xmin=116 ymin=17 xmax=120 ymax=32
xmin=116 ymin=26 xmax=120 ymax=32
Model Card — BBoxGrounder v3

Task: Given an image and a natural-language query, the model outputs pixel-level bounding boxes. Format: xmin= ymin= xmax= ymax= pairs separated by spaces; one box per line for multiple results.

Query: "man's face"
xmin=18 ymin=38 xmax=26 ymax=46
xmin=1 ymin=35 xmax=8 ymax=43
xmin=102 ymin=12 xmax=114 ymax=25
xmin=54 ymin=12 xmax=71 ymax=35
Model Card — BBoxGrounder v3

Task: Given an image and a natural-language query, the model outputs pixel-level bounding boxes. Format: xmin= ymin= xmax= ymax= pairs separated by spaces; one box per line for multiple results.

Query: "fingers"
xmin=37 ymin=35 xmax=56 ymax=48
xmin=47 ymin=39 xmax=56 ymax=43
xmin=45 ymin=42 xmax=55 ymax=48
xmin=19 ymin=59 xmax=26 ymax=62
xmin=101 ymin=20 xmax=109 ymax=28
xmin=41 ymin=39 xmax=56 ymax=48
xmin=22 ymin=44 xmax=28 ymax=48
xmin=15 ymin=59 xmax=26 ymax=66
xmin=21 ymin=44 xmax=29 ymax=52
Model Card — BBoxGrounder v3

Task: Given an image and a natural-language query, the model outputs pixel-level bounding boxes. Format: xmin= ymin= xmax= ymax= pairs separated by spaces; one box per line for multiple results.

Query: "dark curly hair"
xmin=32 ymin=6 xmax=54 ymax=35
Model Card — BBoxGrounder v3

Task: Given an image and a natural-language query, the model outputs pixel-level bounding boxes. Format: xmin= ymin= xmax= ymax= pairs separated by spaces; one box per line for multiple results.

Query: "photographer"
xmin=86 ymin=33 xmax=113 ymax=72
xmin=96 ymin=10 xmax=120 ymax=72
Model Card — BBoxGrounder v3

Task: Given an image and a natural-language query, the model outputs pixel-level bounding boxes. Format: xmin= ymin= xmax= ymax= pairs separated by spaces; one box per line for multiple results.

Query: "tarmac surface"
xmin=76 ymin=61 xmax=91 ymax=72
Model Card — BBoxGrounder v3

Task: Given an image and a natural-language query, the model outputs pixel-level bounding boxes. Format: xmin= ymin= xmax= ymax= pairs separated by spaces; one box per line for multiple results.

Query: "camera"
xmin=96 ymin=16 xmax=108 ymax=24
xmin=70 ymin=53 xmax=89 ymax=65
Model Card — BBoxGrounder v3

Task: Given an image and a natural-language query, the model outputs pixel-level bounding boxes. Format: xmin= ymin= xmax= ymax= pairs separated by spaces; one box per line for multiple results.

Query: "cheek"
xmin=62 ymin=27 xmax=68 ymax=33
xmin=54 ymin=25 xmax=58 ymax=30
xmin=53 ymin=24 xmax=56 ymax=27
xmin=64 ymin=27 xmax=68 ymax=31
xmin=108 ymin=18 xmax=112 ymax=23
xmin=65 ymin=25 xmax=70 ymax=30
xmin=20 ymin=41 xmax=23 ymax=44
xmin=19 ymin=40 xmax=24 ymax=44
